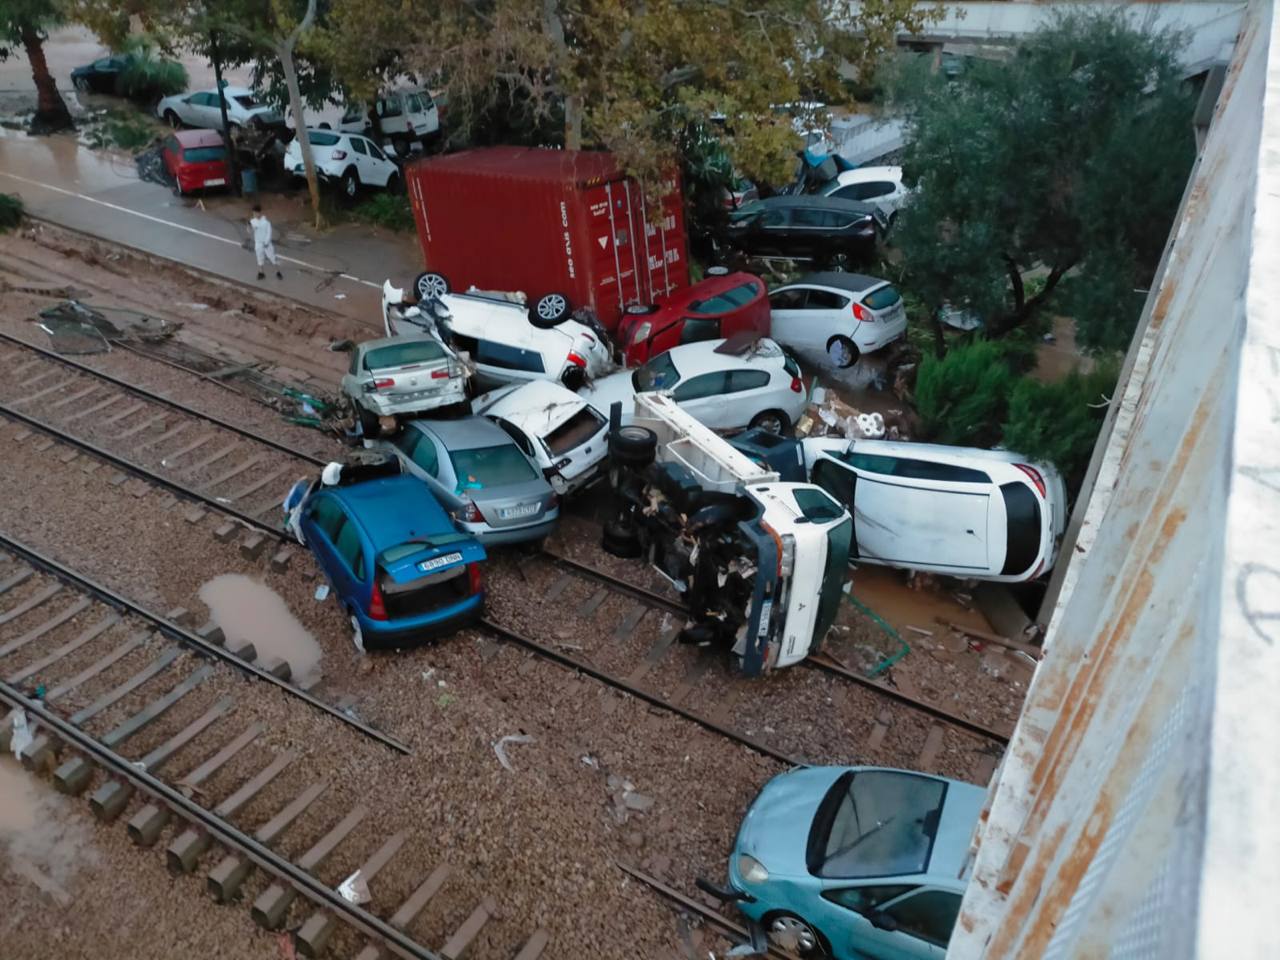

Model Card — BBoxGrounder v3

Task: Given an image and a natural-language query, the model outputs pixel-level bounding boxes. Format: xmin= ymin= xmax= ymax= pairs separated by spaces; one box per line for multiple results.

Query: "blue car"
xmin=284 ymin=467 xmax=486 ymax=650
xmin=709 ymin=766 xmax=984 ymax=959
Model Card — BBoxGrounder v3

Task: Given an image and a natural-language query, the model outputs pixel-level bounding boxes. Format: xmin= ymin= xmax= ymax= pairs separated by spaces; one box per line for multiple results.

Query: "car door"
xmin=393 ymin=429 xmax=464 ymax=514
xmin=811 ymin=457 xmax=861 ymax=558
xmin=303 ymin=493 xmax=349 ymax=590
xmin=756 ymin=205 xmax=791 ymax=255
xmin=349 ymin=135 xmax=371 ymax=182
xmin=768 ymin=286 xmax=826 ymax=359
xmin=852 ymin=887 xmax=961 ymax=959
xmin=810 ymin=883 xmax=922 ymax=960
xmin=671 ymin=370 xmax=733 ymax=428
xmin=363 ymin=138 xmax=393 ymax=185
xmin=330 ymin=509 xmax=369 ymax=610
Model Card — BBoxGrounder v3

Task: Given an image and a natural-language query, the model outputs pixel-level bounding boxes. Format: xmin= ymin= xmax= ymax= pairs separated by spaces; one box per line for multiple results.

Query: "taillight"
xmin=372 ymin=377 xmax=394 ymax=389
xmin=567 ymin=352 xmax=587 ymax=368
xmin=789 ymin=377 xmax=803 ymax=393
xmin=331 ymin=149 xmax=347 ymax=160
xmin=460 ymin=499 xmax=486 ymax=523
xmin=430 ymin=369 xmax=450 ymax=379
xmin=368 ymin=581 xmax=388 ymax=621
xmin=468 ymin=562 xmax=482 ymax=595
xmin=852 ymin=302 xmax=869 ymax=322
xmin=1016 ymin=463 xmax=1047 ymax=498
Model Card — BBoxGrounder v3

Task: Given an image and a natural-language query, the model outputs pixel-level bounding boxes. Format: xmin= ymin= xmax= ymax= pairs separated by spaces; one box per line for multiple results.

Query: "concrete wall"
xmin=948 ymin=2 xmax=1279 ymax=956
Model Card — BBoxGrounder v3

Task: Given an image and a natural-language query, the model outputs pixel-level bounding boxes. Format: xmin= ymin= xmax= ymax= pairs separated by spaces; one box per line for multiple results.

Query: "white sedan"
xmin=471 ymin=380 xmax=610 ymax=495
xmin=768 ymin=273 xmax=907 ymax=369
xmin=580 ymin=337 xmax=808 ymax=435
xmin=156 ymin=86 xmax=283 ymax=135
xmin=284 ymin=129 xmax=400 ymax=198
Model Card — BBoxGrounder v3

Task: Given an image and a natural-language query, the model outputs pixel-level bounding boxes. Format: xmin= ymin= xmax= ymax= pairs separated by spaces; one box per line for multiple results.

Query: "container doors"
xmin=579 ymin=181 xmax=644 ymax=317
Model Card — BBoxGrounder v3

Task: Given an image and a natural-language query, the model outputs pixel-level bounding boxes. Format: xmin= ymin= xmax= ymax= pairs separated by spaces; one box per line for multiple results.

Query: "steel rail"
xmin=0 ymin=533 xmax=410 ymax=755
xmin=0 ymin=681 xmax=436 ymax=960
xmin=0 ymin=330 xmax=331 ymax=466
xmin=543 ymin=550 xmax=1012 ymax=746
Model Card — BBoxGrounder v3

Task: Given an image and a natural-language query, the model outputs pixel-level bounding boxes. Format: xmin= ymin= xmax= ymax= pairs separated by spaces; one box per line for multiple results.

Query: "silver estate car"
xmin=340 ymin=335 xmax=468 ymax=434
xmin=384 ymin=417 xmax=560 ymax=545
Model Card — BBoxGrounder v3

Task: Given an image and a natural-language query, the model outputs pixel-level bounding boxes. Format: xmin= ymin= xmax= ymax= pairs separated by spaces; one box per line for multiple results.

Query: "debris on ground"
xmin=493 ymin=733 xmax=535 ymax=772
xmin=337 ymin=869 xmax=371 ymax=905
xmin=35 ymin=299 xmax=175 ymax=355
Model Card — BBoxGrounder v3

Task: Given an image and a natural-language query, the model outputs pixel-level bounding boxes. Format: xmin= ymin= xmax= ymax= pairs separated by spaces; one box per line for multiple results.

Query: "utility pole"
xmin=210 ymin=30 xmax=242 ymax=197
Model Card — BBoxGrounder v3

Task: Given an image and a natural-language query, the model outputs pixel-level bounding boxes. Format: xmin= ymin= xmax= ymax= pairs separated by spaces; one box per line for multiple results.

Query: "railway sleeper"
xmin=295 ymin=830 xmax=409 ymax=957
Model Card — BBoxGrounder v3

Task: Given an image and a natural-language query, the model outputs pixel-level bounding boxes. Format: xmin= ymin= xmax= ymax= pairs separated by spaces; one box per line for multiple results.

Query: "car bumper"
xmin=356 ymin=594 xmax=483 ymax=649
xmin=463 ymin=512 xmax=559 ymax=546
xmin=859 ymin=320 xmax=907 ymax=354
xmin=359 ymin=387 xmax=468 ymax=417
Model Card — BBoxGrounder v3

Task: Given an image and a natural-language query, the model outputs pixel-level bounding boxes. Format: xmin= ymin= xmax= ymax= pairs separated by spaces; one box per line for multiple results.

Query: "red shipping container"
xmin=404 ymin=146 xmax=689 ymax=331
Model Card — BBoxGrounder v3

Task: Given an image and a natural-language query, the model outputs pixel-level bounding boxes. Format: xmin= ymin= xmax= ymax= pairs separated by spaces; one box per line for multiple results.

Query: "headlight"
xmin=632 ymin=322 xmax=652 ymax=345
xmin=737 ymin=854 xmax=769 ymax=884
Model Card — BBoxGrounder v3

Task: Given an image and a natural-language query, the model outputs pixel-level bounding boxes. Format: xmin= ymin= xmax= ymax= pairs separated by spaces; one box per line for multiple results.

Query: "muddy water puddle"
xmin=0 ymin=755 xmax=98 ymax=904
xmin=199 ymin=574 xmax=323 ymax=682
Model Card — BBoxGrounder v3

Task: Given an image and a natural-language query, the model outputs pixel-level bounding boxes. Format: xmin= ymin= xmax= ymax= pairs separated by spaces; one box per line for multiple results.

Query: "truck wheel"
xmin=706 ymin=265 xmax=731 ymax=276
xmin=530 ymin=292 xmax=571 ymax=328
xmin=825 ymin=335 xmax=859 ymax=369
xmin=609 ymin=425 xmax=658 ymax=464
xmin=415 ymin=272 xmax=449 ymax=300
xmin=602 ymin=518 xmax=642 ymax=558
xmin=749 ymin=409 xmax=791 ymax=436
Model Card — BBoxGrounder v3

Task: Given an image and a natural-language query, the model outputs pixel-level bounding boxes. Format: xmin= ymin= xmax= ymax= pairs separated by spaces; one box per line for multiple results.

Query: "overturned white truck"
xmin=603 ymin=393 xmax=853 ymax=677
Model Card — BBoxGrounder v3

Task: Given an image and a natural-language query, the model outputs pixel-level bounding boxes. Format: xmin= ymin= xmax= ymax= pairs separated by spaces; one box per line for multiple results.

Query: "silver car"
xmin=385 ymin=418 xmax=559 ymax=545
xmin=341 ymin=335 xmax=468 ymax=434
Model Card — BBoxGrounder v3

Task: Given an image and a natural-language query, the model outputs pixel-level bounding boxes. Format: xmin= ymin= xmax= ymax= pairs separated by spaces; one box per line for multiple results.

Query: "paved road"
xmin=0 ymin=128 xmax=420 ymax=323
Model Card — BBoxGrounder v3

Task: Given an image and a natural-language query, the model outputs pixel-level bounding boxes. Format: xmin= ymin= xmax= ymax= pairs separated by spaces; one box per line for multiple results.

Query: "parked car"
xmin=703 ymin=765 xmax=984 ymax=959
xmin=284 ymin=128 xmax=400 ymax=198
xmin=471 ymin=379 xmax=610 ymax=495
xmin=725 ymin=196 xmax=885 ymax=270
xmin=383 ymin=281 xmax=613 ymax=391
xmin=616 ymin=269 xmax=770 ymax=366
xmin=340 ymin=334 xmax=467 ymax=435
xmin=283 ymin=461 xmax=486 ymax=651
xmin=819 ymin=165 xmax=909 ymax=224
xmin=156 ymin=85 xmax=283 ymax=135
xmin=160 ymin=129 xmax=230 ymax=196
xmin=383 ymin=418 xmax=560 ymax=545
xmin=737 ymin=434 xmax=1068 ymax=582
xmin=768 ymin=273 xmax=907 ymax=369
xmin=70 ymin=53 xmax=134 ymax=95
xmin=581 ymin=336 xmax=807 ymax=435
xmin=339 ymin=87 xmax=440 ymax=155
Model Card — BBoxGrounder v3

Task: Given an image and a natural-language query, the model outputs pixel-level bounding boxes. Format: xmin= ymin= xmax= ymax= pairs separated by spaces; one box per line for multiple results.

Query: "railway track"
xmin=0 ymin=549 xmax=547 ymax=960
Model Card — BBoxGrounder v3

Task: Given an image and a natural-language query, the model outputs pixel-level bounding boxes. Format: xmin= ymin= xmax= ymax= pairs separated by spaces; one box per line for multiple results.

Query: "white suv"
xmin=820 ymin=165 xmax=909 ymax=224
xmin=284 ymin=129 xmax=400 ymax=198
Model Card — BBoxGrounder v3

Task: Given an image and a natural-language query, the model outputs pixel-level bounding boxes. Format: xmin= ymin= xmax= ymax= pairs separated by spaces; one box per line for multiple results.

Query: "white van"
xmin=339 ymin=88 xmax=440 ymax=153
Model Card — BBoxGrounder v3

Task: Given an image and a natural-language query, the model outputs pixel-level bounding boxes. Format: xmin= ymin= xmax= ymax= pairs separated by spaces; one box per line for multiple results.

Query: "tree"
xmin=912 ymin=338 xmax=1015 ymax=447
xmin=893 ymin=10 xmax=1195 ymax=354
xmin=1 ymin=0 xmax=74 ymax=132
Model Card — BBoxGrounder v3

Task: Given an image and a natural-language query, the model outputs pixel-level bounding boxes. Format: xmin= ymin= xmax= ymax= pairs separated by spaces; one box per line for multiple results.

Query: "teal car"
xmin=708 ymin=766 xmax=984 ymax=958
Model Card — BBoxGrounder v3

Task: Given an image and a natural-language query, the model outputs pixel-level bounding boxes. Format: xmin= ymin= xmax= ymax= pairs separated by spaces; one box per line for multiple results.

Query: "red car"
xmin=162 ymin=129 xmax=230 ymax=196
xmin=616 ymin=270 xmax=771 ymax=365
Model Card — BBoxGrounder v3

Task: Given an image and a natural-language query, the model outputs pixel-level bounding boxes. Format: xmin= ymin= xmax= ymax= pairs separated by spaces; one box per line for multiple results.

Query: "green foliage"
xmin=913 ymin=339 xmax=1015 ymax=447
xmin=82 ymin=107 xmax=156 ymax=150
xmin=347 ymin=192 xmax=415 ymax=232
xmin=892 ymin=10 xmax=1195 ymax=353
xmin=0 ymin=193 xmax=24 ymax=232
xmin=1003 ymin=362 xmax=1120 ymax=490
xmin=117 ymin=37 xmax=188 ymax=102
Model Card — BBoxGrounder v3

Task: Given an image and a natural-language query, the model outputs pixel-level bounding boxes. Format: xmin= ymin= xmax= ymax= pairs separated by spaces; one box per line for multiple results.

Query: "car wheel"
xmin=749 ymin=409 xmax=791 ymax=436
xmin=384 ymin=172 xmax=402 ymax=194
xmin=766 ymin=913 xmax=828 ymax=957
xmin=602 ymin=518 xmax=642 ymax=559
xmin=530 ymin=292 xmax=571 ymax=327
xmin=392 ymin=134 xmax=413 ymax=159
xmin=349 ymin=614 xmax=366 ymax=655
xmin=415 ymin=271 xmax=449 ymax=300
xmin=341 ymin=168 xmax=360 ymax=200
xmin=624 ymin=303 xmax=658 ymax=316
xmin=164 ymin=109 xmax=181 ymax=128
xmin=609 ymin=425 xmax=658 ymax=464
xmin=826 ymin=335 xmax=860 ymax=369
xmin=824 ymin=252 xmax=852 ymax=272
xmin=560 ymin=365 xmax=586 ymax=392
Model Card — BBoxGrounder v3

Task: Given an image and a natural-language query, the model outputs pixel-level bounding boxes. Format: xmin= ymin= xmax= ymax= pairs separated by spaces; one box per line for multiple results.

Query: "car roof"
xmin=835 ymin=165 xmax=903 ymax=184
xmin=788 ymin=272 xmax=888 ymax=294
xmin=328 ymin=475 xmax=453 ymax=548
xmin=761 ymin=194 xmax=877 ymax=214
xmin=484 ymin=380 xmax=587 ymax=433
xmin=658 ymin=271 xmax=763 ymax=310
xmin=173 ymin=129 xmax=225 ymax=148
xmin=664 ymin=336 xmax=785 ymax=372
xmin=410 ymin=415 xmax=511 ymax=450
xmin=214 ymin=85 xmax=253 ymax=97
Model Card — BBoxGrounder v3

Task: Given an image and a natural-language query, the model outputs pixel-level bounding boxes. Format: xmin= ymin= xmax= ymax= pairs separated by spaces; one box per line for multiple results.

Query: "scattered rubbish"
xmin=276 ymin=932 xmax=298 ymax=960
xmin=437 ymin=680 xmax=447 ymax=688
xmin=493 ymin=733 xmax=535 ymax=772
xmin=333 ymin=293 xmax=347 ymax=300
xmin=337 ymin=869 xmax=371 ymax=905
xmin=35 ymin=300 xmax=175 ymax=356
xmin=581 ymin=754 xmax=599 ymax=769
xmin=9 ymin=708 xmax=33 ymax=759
xmin=938 ymin=302 xmax=983 ymax=331
xmin=436 ymin=692 xmax=455 ymax=708
xmin=313 ymin=584 xmax=330 ymax=601
xmin=905 ymin=625 xmax=934 ymax=637
xmin=421 ymin=668 xmax=436 ymax=682
xmin=184 ymin=303 xmax=211 ymax=311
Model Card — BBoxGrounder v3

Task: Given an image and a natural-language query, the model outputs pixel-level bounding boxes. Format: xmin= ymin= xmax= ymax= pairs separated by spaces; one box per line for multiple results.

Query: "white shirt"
xmin=250 ymin=215 xmax=273 ymax=247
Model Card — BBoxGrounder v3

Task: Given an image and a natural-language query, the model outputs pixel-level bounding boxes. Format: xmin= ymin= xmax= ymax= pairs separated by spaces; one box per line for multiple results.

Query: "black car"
xmin=71 ymin=54 xmax=136 ymax=95
xmin=725 ymin=195 xmax=886 ymax=269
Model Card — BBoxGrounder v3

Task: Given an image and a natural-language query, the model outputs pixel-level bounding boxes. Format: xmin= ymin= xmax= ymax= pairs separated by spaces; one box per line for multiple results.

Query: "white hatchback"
xmin=472 ymin=380 xmax=610 ymax=495
xmin=284 ymin=129 xmax=400 ymax=199
xmin=383 ymin=283 xmax=613 ymax=390
xmin=768 ymin=273 xmax=908 ymax=369
xmin=820 ymin=165 xmax=909 ymax=223
xmin=801 ymin=438 xmax=1068 ymax=582
xmin=580 ymin=336 xmax=808 ymax=435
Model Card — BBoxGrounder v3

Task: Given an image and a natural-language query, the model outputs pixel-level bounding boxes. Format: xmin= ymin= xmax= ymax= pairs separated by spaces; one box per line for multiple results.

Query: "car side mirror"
xmin=868 ymin=911 xmax=898 ymax=933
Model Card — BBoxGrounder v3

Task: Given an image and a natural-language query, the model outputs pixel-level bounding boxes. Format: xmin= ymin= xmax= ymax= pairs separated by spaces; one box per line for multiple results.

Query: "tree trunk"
xmin=564 ymin=94 xmax=583 ymax=151
xmin=928 ymin=310 xmax=947 ymax=358
xmin=279 ymin=45 xmax=325 ymax=229
xmin=21 ymin=23 xmax=73 ymax=134
xmin=209 ymin=33 xmax=241 ymax=197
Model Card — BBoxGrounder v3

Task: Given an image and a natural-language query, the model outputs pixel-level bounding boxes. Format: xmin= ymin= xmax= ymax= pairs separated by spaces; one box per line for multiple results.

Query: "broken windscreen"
xmin=807 ymin=770 xmax=947 ymax=879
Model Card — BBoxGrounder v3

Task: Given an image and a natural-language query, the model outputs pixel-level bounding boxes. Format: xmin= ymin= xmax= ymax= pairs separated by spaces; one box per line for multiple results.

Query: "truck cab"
xmin=606 ymin=393 xmax=852 ymax=676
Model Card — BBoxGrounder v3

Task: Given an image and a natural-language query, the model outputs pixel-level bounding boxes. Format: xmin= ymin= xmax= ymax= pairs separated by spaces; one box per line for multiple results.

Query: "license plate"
xmin=204 ymin=178 xmax=226 ymax=186
xmin=499 ymin=503 xmax=540 ymax=520
xmin=418 ymin=552 xmax=462 ymax=573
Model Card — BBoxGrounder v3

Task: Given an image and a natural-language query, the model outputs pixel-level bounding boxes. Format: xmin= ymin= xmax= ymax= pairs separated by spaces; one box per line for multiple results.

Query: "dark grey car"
xmin=384 ymin=418 xmax=560 ymax=545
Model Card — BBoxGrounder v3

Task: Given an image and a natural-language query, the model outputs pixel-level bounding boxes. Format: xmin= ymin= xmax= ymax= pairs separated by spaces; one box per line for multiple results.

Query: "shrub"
xmin=0 ymin=193 xmax=23 ymax=233
xmin=118 ymin=38 xmax=188 ymax=103
xmin=913 ymin=338 xmax=1015 ymax=446
xmin=1002 ymin=362 xmax=1120 ymax=492
xmin=348 ymin=192 xmax=415 ymax=232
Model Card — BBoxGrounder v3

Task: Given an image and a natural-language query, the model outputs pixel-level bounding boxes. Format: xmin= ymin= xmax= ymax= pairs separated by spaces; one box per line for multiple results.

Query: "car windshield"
xmin=543 ymin=405 xmax=606 ymax=457
xmin=810 ymin=770 xmax=947 ymax=879
xmin=378 ymin=535 xmax=471 ymax=565
xmin=233 ymin=94 xmax=262 ymax=109
xmin=632 ymin=351 xmax=681 ymax=392
xmin=182 ymin=146 xmax=226 ymax=163
xmin=449 ymin=444 xmax=537 ymax=488
xmin=863 ymin=285 xmax=902 ymax=311
xmin=407 ymin=93 xmax=425 ymax=113
xmin=688 ymin=282 xmax=760 ymax=315
xmin=364 ymin=340 xmax=447 ymax=370
xmin=306 ymin=130 xmax=341 ymax=146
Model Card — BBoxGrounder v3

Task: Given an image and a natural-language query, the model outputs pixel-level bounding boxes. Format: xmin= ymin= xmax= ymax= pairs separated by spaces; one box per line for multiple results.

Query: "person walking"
xmin=249 ymin=205 xmax=283 ymax=281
